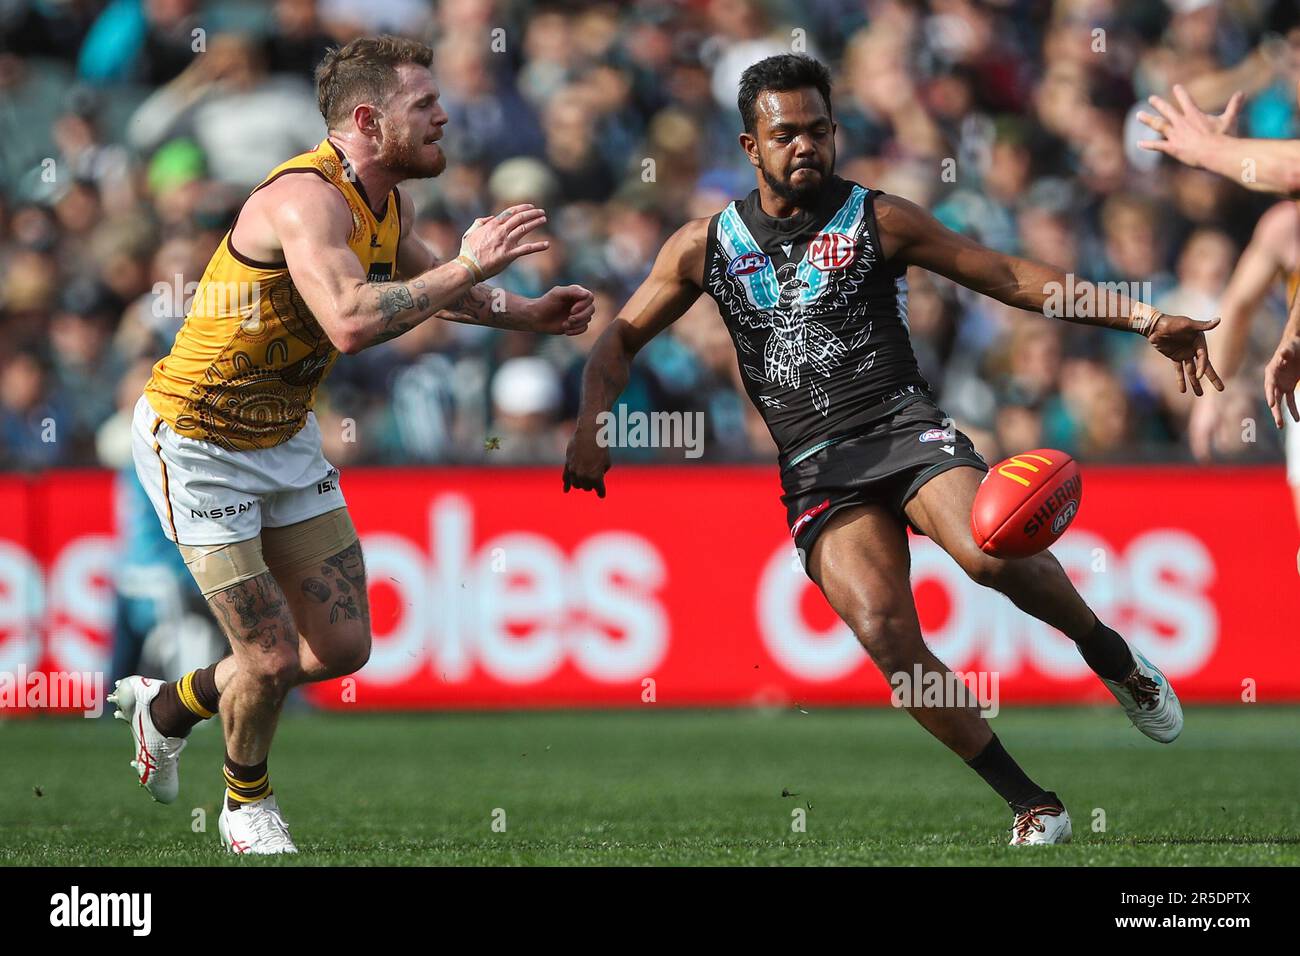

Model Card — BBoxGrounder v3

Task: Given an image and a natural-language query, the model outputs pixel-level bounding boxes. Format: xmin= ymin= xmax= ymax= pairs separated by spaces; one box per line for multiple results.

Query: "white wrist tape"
xmin=453 ymin=254 xmax=484 ymax=284
xmin=1129 ymin=301 xmax=1163 ymax=337
xmin=457 ymin=219 xmax=487 ymax=283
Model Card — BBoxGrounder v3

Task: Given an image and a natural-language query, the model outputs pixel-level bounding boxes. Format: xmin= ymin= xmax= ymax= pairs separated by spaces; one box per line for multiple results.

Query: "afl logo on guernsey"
xmin=728 ymin=251 xmax=769 ymax=276
xmin=808 ymin=232 xmax=855 ymax=271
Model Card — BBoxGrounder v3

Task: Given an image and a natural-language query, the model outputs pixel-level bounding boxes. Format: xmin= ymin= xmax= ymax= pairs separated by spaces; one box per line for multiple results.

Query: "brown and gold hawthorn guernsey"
xmin=144 ymin=139 xmax=401 ymax=451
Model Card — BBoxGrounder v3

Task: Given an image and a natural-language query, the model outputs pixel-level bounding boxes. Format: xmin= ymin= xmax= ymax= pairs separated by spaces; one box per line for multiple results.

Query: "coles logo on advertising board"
xmin=807 ymin=232 xmax=855 ymax=271
xmin=356 ymin=494 xmax=669 ymax=688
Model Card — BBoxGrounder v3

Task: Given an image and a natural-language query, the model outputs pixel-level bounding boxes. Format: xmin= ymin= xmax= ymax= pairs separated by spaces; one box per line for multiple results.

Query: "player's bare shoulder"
xmin=871 ymin=193 xmax=931 ymax=260
xmin=1255 ymin=199 xmax=1300 ymax=249
xmin=232 ymin=173 xmax=353 ymax=263
xmin=660 ymin=216 xmax=711 ymax=287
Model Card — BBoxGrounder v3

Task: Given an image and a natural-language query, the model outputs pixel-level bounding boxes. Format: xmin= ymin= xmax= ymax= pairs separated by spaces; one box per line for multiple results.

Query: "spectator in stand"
xmin=0 ymin=351 xmax=72 ymax=469
xmin=78 ymin=0 xmax=206 ymax=86
xmin=49 ymin=278 xmax=126 ymax=457
xmin=487 ymin=356 xmax=566 ymax=464
xmin=263 ymin=0 xmax=336 ymax=77
xmin=127 ymin=33 xmax=325 ymax=189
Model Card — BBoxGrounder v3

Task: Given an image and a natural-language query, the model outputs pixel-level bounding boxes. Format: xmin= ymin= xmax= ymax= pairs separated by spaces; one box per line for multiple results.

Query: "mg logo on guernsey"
xmin=807 ymin=232 xmax=855 ymax=271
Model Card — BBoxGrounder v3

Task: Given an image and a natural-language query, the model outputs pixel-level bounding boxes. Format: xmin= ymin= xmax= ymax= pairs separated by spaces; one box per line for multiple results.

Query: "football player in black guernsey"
xmin=563 ymin=54 xmax=1221 ymax=845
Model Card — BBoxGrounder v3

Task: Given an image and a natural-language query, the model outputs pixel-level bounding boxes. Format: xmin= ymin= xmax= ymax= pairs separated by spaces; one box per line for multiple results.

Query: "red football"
xmin=970 ymin=449 xmax=1083 ymax=559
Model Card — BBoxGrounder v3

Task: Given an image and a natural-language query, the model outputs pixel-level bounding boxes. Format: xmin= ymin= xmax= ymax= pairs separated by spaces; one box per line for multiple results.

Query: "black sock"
xmin=1073 ymin=616 xmax=1136 ymax=683
xmin=965 ymin=734 xmax=1057 ymax=810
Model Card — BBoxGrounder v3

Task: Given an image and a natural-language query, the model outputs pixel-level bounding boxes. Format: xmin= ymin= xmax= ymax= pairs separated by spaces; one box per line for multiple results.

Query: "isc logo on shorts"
xmin=190 ymin=500 xmax=256 ymax=520
xmin=317 ymin=468 xmax=340 ymax=495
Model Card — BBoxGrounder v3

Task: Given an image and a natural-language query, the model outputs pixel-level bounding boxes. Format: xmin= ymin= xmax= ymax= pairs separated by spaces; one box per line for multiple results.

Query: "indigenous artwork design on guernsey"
xmin=708 ymin=185 xmax=878 ymax=415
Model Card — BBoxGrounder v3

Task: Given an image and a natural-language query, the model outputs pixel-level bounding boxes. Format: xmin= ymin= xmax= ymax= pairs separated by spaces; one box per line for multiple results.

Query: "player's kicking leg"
xmin=806 ymin=505 xmax=1072 ymax=845
xmin=108 ymin=659 xmax=234 ymax=804
xmin=905 ymin=466 xmax=1183 ymax=743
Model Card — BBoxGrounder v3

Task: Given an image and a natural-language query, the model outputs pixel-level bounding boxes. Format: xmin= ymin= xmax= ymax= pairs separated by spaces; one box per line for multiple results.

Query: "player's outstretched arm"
xmin=394 ymin=190 xmax=594 ymax=339
xmin=1190 ymin=202 xmax=1297 ymax=457
xmin=876 ymin=193 xmax=1224 ymax=397
xmin=1212 ymin=202 xmax=1298 ymax=382
xmin=1138 ymin=83 xmax=1300 ymax=198
xmin=563 ymin=218 xmax=708 ymax=497
xmin=274 ymin=177 xmax=577 ymax=353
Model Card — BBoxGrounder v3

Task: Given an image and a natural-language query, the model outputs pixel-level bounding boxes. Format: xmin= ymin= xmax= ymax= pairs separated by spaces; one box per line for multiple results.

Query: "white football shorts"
xmin=130 ymin=394 xmax=347 ymax=546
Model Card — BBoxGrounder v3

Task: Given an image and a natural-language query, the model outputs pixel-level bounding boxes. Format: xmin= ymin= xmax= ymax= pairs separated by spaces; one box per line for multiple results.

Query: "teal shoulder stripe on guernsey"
xmin=719 ymin=203 xmax=779 ymax=308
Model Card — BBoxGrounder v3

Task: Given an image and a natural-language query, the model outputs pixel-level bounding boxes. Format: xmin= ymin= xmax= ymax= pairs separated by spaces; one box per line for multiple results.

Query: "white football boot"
xmin=1102 ymin=646 xmax=1183 ymax=743
xmin=219 ymin=794 xmax=299 ymax=855
xmin=108 ymin=676 xmax=186 ymax=804
xmin=1009 ymin=803 xmax=1072 ymax=846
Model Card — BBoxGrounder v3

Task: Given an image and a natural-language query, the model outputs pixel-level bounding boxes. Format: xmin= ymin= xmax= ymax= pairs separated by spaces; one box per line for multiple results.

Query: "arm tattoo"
xmin=436 ymin=283 xmax=517 ymax=329
xmin=369 ymin=320 xmax=414 ymax=346
xmin=363 ymin=279 xmax=432 ymax=348
xmin=378 ymin=284 xmax=415 ymax=323
xmin=436 ymin=284 xmax=492 ymax=324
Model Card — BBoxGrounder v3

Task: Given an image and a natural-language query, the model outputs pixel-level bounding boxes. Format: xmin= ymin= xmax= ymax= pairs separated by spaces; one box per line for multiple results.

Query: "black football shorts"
xmin=781 ymin=396 xmax=988 ymax=562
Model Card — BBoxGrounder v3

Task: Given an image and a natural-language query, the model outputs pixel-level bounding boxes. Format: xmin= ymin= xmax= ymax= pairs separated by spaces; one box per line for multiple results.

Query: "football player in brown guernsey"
xmin=564 ymin=54 xmax=1222 ymax=845
xmin=111 ymin=35 xmax=594 ymax=854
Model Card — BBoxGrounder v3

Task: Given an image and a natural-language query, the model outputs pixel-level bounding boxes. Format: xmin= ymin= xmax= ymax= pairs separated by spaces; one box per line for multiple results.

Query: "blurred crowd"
xmin=2 ymin=0 xmax=1300 ymax=472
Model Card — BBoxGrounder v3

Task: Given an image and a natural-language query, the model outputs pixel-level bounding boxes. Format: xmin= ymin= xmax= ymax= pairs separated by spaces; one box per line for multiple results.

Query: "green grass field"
xmin=3 ymin=706 xmax=1298 ymax=866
